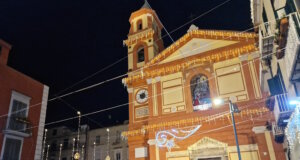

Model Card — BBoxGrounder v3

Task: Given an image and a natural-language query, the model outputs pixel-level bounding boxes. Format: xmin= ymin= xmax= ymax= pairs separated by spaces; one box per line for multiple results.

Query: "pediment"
xmin=144 ymin=30 xmax=257 ymax=68
xmin=159 ymin=38 xmax=238 ymax=64
xmin=188 ymin=137 xmax=228 ymax=151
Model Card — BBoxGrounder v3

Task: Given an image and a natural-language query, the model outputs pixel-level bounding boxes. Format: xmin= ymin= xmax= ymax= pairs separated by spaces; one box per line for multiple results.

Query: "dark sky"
xmin=0 ymin=0 xmax=252 ymax=129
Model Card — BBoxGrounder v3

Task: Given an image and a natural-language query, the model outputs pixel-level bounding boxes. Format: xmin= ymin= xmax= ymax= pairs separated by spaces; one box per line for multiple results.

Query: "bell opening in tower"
xmin=137 ymin=48 xmax=145 ymax=63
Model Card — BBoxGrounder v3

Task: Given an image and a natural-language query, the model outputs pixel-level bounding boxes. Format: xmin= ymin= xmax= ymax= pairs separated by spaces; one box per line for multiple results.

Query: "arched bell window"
xmin=190 ymin=74 xmax=212 ymax=111
xmin=137 ymin=19 xmax=143 ymax=31
xmin=137 ymin=47 xmax=145 ymax=63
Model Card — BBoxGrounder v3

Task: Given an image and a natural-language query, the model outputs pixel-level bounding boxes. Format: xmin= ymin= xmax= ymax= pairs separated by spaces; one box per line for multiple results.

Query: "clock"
xmin=136 ymin=89 xmax=149 ymax=103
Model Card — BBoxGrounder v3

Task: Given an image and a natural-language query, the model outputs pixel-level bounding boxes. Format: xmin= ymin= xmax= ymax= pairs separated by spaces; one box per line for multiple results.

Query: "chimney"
xmin=0 ymin=39 xmax=12 ymax=65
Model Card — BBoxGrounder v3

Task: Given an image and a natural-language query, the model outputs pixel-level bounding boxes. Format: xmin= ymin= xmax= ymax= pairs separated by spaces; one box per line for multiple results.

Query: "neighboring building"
xmin=0 ymin=39 xmax=49 ymax=160
xmin=251 ymin=0 xmax=300 ymax=159
xmin=121 ymin=1 xmax=286 ymax=160
xmin=88 ymin=124 xmax=128 ymax=160
xmin=46 ymin=123 xmax=128 ymax=160
xmin=46 ymin=125 xmax=89 ymax=160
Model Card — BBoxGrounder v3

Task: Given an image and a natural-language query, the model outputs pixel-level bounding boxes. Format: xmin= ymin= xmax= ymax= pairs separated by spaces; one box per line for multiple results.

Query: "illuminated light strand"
xmin=285 ymin=104 xmax=300 ymax=151
xmin=121 ymin=107 xmax=269 ymax=137
xmin=155 ymin=125 xmax=201 ymax=151
xmin=122 ymin=44 xmax=257 ymax=84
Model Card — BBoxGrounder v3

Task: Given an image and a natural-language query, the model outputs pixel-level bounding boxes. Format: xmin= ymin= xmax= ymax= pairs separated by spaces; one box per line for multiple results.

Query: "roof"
xmin=141 ymin=0 xmax=151 ymax=9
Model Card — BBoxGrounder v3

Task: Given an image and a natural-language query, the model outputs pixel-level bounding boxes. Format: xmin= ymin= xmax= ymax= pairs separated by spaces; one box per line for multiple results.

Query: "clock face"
xmin=136 ymin=89 xmax=149 ymax=103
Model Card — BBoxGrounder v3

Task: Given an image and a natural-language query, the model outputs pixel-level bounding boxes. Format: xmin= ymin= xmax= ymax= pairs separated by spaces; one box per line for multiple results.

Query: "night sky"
xmin=0 ymin=0 xmax=253 ymax=129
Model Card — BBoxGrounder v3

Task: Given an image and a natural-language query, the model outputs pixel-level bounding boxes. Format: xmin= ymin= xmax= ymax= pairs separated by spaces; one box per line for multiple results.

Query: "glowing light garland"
xmin=285 ymin=105 xmax=300 ymax=151
xmin=155 ymin=125 xmax=201 ymax=151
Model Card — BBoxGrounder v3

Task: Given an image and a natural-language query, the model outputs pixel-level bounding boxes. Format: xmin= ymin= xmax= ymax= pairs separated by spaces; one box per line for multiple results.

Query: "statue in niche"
xmin=191 ymin=75 xmax=211 ymax=108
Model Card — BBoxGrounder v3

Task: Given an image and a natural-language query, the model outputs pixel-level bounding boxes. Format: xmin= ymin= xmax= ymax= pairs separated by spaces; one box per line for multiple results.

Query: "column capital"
xmin=155 ymin=76 xmax=161 ymax=82
xmin=147 ymin=78 xmax=152 ymax=84
xmin=252 ymin=126 xmax=267 ymax=134
xmin=127 ymin=88 xmax=133 ymax=93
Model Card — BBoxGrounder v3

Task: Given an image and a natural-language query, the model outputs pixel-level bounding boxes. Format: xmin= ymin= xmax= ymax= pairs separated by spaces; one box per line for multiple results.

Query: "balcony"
xmin=273 ymin=94 xmax=295 ymax=127
xmin=286 ymin=13 xmax=300 ymax=82
xmin=0 ymin=116 xmax=32 ymax=137
xmin=272 ymin=122 xmax=285 ymax=143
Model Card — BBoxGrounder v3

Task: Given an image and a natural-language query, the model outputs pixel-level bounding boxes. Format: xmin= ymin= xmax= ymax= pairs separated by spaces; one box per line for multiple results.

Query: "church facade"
xmin=121 ymin=3 xmax=286 ymax=160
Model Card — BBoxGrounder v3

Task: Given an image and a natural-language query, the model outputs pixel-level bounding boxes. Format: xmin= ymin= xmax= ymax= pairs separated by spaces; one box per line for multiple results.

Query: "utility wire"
xmin=0 ymin=34 xmax=284 ymax=119
xmin=1 ymin=93 xmax=278 ymax=136
xmin=0 ymin=47 xmax=285 ymax=132
xmin=51 ymin=0 xmax=236 ymax=97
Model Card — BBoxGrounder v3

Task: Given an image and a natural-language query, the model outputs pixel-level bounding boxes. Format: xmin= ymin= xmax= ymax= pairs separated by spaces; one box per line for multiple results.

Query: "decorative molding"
xmin=155 ymin=76 xmax=161 ymax=82
xmin=146 ymin=78 xmax=152 ymax=84
xmin=127 ymin=88 xmax=133 ymax=93
xmin=239 ymin=54 xmax=248 ymax=61
xmin=166 ymin=151 xmax=189 ymax=158
xmin=147 ymin=139 xmax=156 ymax=146
xmin=188 ymin=137 xmax=228 ymax=151
xmin=227 ymin=144 xmax=258 ymax=152
xmin=252 ymin=126 xmax=267 ymax=134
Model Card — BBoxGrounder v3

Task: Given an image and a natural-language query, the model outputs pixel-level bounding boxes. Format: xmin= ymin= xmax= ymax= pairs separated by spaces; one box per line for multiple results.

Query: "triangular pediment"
xmin=159 ymin=38 xmax=238 ymax=64
xmin=188 ymin=137 xmax=228 ymax=151
xmin=144 ymin=30 xmax=257 ymax=68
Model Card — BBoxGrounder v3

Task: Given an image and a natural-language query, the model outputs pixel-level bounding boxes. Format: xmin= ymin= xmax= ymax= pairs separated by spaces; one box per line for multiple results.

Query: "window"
xmin=52 ymin=129 xmax=57 ymax=136
xmin=1 ymin=135 xmax=23 ymax=160
xmin=114 ymin=149 xmax=122 ymax=160
xmin=137 ymin=48 xmax=145 ymax=63
xmin=137 ymin=20 xmax=143 ymax=31
xmin=95 ymin=136 xmax=100 ymax=144
xmin=7 ymin=91 xmax=30 ymax=132
xmin=116 ymin=152 xmax=121 ymax=160
xmin=63 ymin=139 xmax=68 ymax=149
xmin=190 ymin=75 xmax=212 ymax=111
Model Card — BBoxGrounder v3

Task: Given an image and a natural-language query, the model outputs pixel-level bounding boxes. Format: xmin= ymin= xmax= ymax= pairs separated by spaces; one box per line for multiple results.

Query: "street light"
xmin=213 ymin=97 xmax=242 ymax=160
xmin=76 ymin=111 xmax=81 ymax=159
xmin=59 ymin=144 xmax=62 ymax=160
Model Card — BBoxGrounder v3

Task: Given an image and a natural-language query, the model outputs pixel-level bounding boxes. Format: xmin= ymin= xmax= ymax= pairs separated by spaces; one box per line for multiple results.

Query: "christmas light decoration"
xmin=285 ymin=104 xmax=300 ymax=151
xmin=122 ymin=44 xmax=257 ymax=84
xmin=122 ymin=107 xmax=269 ymax=137
xmin=155 ymin=125 xmax=201 ymax=151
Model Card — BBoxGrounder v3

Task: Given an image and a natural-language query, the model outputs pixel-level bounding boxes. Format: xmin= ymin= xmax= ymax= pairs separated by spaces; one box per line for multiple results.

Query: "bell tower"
xmin=124 ymin=0 xmax=164 ymax=72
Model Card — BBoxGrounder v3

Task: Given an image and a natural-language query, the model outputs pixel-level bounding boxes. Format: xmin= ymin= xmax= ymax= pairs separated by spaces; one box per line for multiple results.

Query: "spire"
xmin=141 ymin=0 xmax=151 ymax=9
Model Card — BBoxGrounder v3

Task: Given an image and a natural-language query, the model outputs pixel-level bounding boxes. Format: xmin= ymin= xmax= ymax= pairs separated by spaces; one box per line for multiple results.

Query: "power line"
xmin=0 ymin=34 xmax=284 ymax=119
xmin=0 ymin=46 xmax=285 ymax=132
xmin=1 ymin=93 xmax=278 ymax=136
xmin=50 ymin=0 xmax=236 ymax=97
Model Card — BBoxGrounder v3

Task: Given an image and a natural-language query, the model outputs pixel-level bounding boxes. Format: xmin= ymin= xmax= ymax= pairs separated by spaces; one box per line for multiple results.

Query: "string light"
xmin=156 ymin=125 xmax=201 ymax=151
xmin=285 ymin=104 xmax=300 ymax=151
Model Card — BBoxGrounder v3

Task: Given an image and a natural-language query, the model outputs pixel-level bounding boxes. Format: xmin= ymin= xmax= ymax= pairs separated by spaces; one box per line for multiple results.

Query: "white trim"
xmin=114 ymin=148 xmax=123 ymax=160
xmin=34 ymin=85 xmax=49 ymax=160
xmin=0 ymin=134 xmax=24 ymax=160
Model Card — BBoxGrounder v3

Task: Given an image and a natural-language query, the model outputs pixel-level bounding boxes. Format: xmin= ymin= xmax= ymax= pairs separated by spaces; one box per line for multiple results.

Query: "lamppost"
xmin=42 ymin=129 xmax=48 ymax=160
xmin=72 ymin=138 xmax=75 ymax=159
xmin=105 ymin=128 xmax=111 ymax=160
xmin=214 ymin=97 xmax=242 ymax=160
xmin=74 ymin=111 xmax=81 ymax=160
xmin=59 ymin=143 xmax=62 ymax=160
xmin=93 ymin=142 xmax=96 ymax=160
xmin=81 ymin=145 xmax=85 ymax=160
xmin=46 ymin=144 xmax=50 ymax=160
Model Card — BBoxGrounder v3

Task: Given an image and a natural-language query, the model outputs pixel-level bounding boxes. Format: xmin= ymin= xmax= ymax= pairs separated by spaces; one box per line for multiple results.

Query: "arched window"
xmin=137 ymin=19 xmax=143 ymax=31
xmin=137 ymin=47 xmax=145 ymax=63
xmin=190 ymin=75 xmax=212 ymax=111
